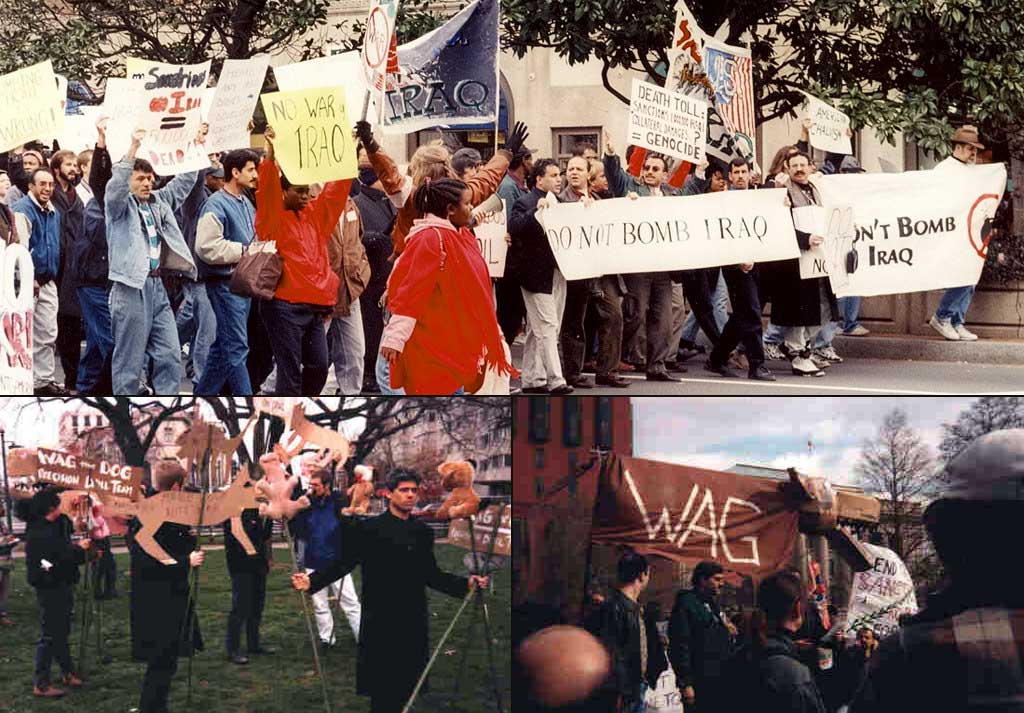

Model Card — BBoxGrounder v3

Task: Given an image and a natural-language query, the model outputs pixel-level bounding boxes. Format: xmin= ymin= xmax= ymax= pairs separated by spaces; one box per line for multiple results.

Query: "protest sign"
xmin=362 ymin=0 xmax=400 ymax=122
xmin=815 ymin=165 xmax=1007 ymax=297
xmin=448 ymin=504 xmax=511 ymax=556
xmin=473 ymin=198 xmax=509 ymax=277
xmin=271 ymin=53 xmax=367 ymax=130
xmin=260 ymin=86 xmax=358 ymax=184
xmin=126 ymin=57 xmax=212 ymax=175
xmin=703 ymin=37 xmax=756 ymax=160
xmin=592 ymin=455 xmax=800 ymax=581
xmin=539 ymin=187 xmax=799 ymax=281
xmin=804 ymin=92 xmax=853 ymax=154
xmin=844 ymin=543 xmax=917 ymax=642
xmin=628 ymin=79 xmax=707 ymax=164
xmin=0 ymin=242 xmax=34 ymax=394
xmin=0 ymin=60 xmax=65 ymax=152
xmin=644 ymin=664 xmax=684 ymax=713
xmin=6 ymin=447 xmax=144 ymax=499
xmin=668 ymin=0 xmax=704 ymax=65
xmin=254 ymin=396 xmax=299 ymax=425
xmin=204 ymin=56 xmax=269 ymax=153
xmin=101 ymin=77 xmax=146 ymax=163
xmin=57 ymin=105 xmax=101 ymax=154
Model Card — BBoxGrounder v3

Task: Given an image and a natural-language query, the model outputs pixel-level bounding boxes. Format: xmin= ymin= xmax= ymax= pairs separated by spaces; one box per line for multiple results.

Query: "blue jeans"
xmin=76 ymin=285 xmax=114 ymax=392
xmin=814 ymin=318 xmax=839 ymax=349
xmin=196 ymin=281 xmax=252 ymax=395
xmin=110 ymin=277 xmax=182 ymax=394
xmin=680 ymin=270 xmax=728 ymax=345
xmin=764 ymin=322 xmax=784 ymax=345
xmin=176 ymin=281 xmax=215 ymax=385
xmin=326 ymin=301 xmax=365 ymax=395
xmin=375 ymin=351 xmax=406 ymax=395
xmin=838 ymin=296 xmax=863 ymax=333
xmin=260 ymin=298 xmax=329 ymax=395
xmin=626 ymin=682 xmax=648 ymax=713
xmin=935 ymin=285 xmax=975 ymax=327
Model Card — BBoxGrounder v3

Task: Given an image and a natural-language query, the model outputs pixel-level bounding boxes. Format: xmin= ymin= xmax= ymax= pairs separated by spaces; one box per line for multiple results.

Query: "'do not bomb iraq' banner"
xmin=539 ymin=187 xmax=800 ymax=281
xmin=260 ymin=86 xmax=358 ymax=184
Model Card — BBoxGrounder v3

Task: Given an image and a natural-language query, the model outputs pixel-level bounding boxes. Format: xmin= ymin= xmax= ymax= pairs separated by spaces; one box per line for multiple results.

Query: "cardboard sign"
xmin=126 ymin=57 xmax=212 ymax=175
xmin=57 ymin=105 xmax=101 ymax=154
xmin=473 ymin=198 xmax=509 ymax=277
xmin=628 ymin=79 xmax=707 ymax=164
xmin=539 ymin=188 xmax=799 ymax=281
xmin=0 ymin=242 xmax=34 ymax=394
xmin=101 ymin=77 xmax=146 ymax=163
xmin=815 ymin=165 xmax=1007 ymax=297
xmin=448 ymin=504 xmax=511 ymax=556
xmin=592 ymin=455 xmax=800 ymax=581
xmin=362 ymin=0 xmax=400 ymax=123
xmin=804 ymin=92 xmax=853 ymax=155
xmin=644 ymin=665 xmax=684 ymax=713
xmin=844 ymin=543 xmax=918 ymax=641
xmin=204 ymin=56 xmax=269 ymax=153
xmin=5 ymin=447 xmax=144 ymax=499
xmin=0 ymin=60 xmax=64 ymax=152
xmin=260 ymin=86 xmax=358 ymax=184
xmin=254 ymin=396 xmax=298 ymax=426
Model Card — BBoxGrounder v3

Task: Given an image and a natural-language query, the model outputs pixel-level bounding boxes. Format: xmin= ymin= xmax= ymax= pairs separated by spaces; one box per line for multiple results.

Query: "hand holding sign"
xmin=259 ymin=87 xmax=358 ymax=184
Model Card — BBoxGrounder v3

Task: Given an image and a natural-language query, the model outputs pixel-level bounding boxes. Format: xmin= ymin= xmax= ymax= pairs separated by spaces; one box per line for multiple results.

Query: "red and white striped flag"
xmin=702 ymin=37 xmax=756 ymax=158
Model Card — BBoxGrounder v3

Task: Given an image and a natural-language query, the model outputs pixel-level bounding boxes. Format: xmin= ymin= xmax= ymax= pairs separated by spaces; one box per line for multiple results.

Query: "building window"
xmin=71 ymin=416 xmax=78 ymax=429
xmin=562 ymin=398 xmax=582 ymax=447
xmin=535 ymin=476 xmax=545 ymax=499
xmin=567 ymin=451 xmax=578 ymax=496
xmin=528 ymin=397 xmax=550 ymax=443
xmin=553 ymin=127 xmax=602 ymax=172
xmin=83 ymin=415 xmax=90 ymax=428
xmin=596 ymin=397 xmax=614 ymax=450
xmin=504 ymin=454 xmax=512 ymax=467
xmin=534 ymin=447 xmax=545 ymax=469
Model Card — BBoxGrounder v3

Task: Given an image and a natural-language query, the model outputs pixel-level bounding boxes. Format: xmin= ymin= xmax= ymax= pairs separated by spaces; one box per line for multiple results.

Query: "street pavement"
xmin=515 ymin=356 xmax=1024 ymax=395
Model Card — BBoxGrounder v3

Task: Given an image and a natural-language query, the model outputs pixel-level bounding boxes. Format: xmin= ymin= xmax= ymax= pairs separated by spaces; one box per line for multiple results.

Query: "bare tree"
xmin=939 ymin=397 xmax=1024 ymax=464
xmin=855 ymin=408 xmax=939 ymax=564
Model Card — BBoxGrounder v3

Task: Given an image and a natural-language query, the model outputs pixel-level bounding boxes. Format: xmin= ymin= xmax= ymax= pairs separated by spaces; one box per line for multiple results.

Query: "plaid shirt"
xmin=850 ymin=605 xmax=1024 ymax=712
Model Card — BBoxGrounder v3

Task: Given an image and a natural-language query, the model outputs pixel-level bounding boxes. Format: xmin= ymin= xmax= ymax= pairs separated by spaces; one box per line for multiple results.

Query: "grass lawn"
xmin=0 ymin=543 xmax=509 ymax=713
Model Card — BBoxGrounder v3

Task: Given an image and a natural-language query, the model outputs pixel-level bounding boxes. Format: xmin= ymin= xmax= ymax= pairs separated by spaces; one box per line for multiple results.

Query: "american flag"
xmin=702 ymin=39 xmax=756 ymax=151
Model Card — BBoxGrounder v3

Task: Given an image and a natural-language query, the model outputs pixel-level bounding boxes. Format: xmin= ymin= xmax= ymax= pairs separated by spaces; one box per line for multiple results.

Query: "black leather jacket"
xmin=587 ymin=589 xmax=668 ymax=697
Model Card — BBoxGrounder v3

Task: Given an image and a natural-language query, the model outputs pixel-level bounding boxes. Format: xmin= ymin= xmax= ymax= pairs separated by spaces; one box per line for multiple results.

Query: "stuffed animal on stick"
xmin=255 ymin=452 xmax=310 ymax=521
xmin=343 ymin=465 xmax=374 ymax=516
xmin=435 ymin=460 xmax=481 ymax=520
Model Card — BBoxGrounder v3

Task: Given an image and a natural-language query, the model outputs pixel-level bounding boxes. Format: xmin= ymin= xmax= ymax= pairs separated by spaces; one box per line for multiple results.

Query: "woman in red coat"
xmin=380 ymin=178 xmax=516 ymax=394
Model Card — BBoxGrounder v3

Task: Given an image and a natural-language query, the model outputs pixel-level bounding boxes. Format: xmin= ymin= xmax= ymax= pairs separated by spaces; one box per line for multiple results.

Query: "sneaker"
xmin=954 ymin=324 xmax=979 ymax=341
xmin=229 ymin=652 xmax=250 ymax=665
xmin=844 ymin=324 xmax=870 ymax=336
xmin=34 ymin=383 xmax=72 ymax=396
xmin=928 ymin=315 xmax=960 ymax=340
xmin=814 ymin=346 xmax=844 ymax=364
xmin=791 ymin=356 xmax=824 ymax=377
xmin=809 ymin=353 xmax=832 ymax=369
xmin=33 ymin=685 xmax=65 ymax=698
xmin=764 ymin=342 xmax=785 ymax=360
xmin=748 ymin=365 xmax=777 ymax=381
xmin=568 ymin=376 xmax=594 ymax=389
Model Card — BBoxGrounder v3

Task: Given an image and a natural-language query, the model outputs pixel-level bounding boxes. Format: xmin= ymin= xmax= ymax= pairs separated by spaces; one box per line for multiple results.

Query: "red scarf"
xmin=388 ymin=216 xmax=517 ymax=393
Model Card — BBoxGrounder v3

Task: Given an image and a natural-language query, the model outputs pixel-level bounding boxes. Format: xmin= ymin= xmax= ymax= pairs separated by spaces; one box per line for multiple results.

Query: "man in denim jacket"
xmin=104 ymin=128 xmax=199 ymax=394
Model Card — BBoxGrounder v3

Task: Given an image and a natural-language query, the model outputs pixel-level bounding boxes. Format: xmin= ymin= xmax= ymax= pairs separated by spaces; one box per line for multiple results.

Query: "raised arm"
xmin=255 ymin=127 xmax=284 ymax=240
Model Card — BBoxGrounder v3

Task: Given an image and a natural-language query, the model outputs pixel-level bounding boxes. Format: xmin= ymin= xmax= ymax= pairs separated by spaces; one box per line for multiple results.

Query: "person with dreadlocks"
xmin=379 ymin=177 xmax=515 ymax=394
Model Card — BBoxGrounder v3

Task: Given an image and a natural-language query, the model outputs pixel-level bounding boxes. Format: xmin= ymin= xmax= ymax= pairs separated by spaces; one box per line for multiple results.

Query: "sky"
xmin=631 ymin=397 xmax=979 ymax=486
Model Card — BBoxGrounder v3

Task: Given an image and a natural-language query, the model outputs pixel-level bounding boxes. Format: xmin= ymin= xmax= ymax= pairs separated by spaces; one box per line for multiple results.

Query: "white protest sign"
xmin=125 ymin=58 xmax=212 ymax=175
xmin=845 ymin=543 xmax=917 ymax=642
xmin=473 ymin=198 xmax=508 ymax=277
xmin=272 ymin=53 xmax=369 ymax=134
xmin=804 ymin=93 xmax=853 ymax=155
xmin=0 ymin=60 xmax=65 ymax=152
xmin=204 ymin=56 xmax=269 ymax=153
xmin=815 ymin=165 xmax=1007 ymax=297
xmin=539 ymin=188 xmax=800 ymax=281
xmin=644 ymin=666 xmax=684 ymax=713
xmin=0 ymin=242 xmax=35 ymax=394
xmin=101 ymin=77 xmax=146 ymax=162
xmin=254 ymin=397 xmax=298 ymax=427
xmin=793 ymin=204 xmax=831 ymax=280
xmin=57 ymin=106 xmax=101 ymax=154
xmin=362 ymin=0 xmax=400 ymax=122
xmin=628 ymin=79 xmax=707 ymax=164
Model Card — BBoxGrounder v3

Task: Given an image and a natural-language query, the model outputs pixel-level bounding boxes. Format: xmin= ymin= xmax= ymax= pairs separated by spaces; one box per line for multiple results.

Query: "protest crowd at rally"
xmin=514 ymin=428 xmax=1024 ymax=713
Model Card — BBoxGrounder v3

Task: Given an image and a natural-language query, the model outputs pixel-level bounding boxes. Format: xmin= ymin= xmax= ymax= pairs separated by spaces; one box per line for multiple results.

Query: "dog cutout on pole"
xmin=175 ymin=414 xmax=256 ymax=476
xmin=275 ymin=405 xmax=350 ymax=466
xmin=96 ymin=466 xmax=261 ymax=564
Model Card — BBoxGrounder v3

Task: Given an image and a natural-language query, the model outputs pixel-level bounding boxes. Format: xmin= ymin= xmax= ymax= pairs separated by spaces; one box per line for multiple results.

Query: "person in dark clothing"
xmin=836 ymin=627 xmax=876 ymax=709
xmin=15 ymin=487 xmax=91 ymax=698
xmin=732 ymin=570 xmax=827 ymax=713
xmin=668 ymin=560 xmax=736 ymax=711
xmin=850 ymin=430 xmax=1024 ymax=713
xmin=352 ymin=154 xmax=397 ymax=393
xmin=292 ymin=469 xmax=489 ymax=713
xmin=586 ymin=550 xmax=666 ymax=713
xmin=223 ymin=507 xmax=274 ymax=664
xmin=75 ymin=123 xmax=115 ymax=394
xmin=130 ymin=461 xmax=205 ymax=713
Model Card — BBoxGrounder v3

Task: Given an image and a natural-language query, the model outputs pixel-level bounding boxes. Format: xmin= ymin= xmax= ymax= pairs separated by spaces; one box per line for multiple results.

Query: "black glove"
xmin=501 ymin=121 xmax=529 ymax=156
xmin=354 ymin=120 xmax=379 ymax=154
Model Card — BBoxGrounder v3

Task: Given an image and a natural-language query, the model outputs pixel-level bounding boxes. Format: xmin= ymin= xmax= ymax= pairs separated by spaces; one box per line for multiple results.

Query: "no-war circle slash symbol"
xmin=364 ymin=7 xmax=390 ymax=69
xmin=967 ymin=193 xmax=1000 ymax=258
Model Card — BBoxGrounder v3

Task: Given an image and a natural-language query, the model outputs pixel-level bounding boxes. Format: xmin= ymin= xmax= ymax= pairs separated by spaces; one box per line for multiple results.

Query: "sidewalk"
xmin=833 ymin=332 xmax=1024 ymax=365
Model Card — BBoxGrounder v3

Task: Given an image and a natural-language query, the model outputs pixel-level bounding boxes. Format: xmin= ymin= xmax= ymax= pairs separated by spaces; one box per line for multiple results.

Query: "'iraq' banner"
xmin=813 ymin=164 xmax=1007 ymax=297
xmin=593 ymin=455 xmax=800 ymax=581
xmin=539 ymin=187 xmax=799 ymax=281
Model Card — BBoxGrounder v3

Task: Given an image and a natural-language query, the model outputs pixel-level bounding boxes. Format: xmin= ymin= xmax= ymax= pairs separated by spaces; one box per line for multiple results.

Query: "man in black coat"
xmin=223 ymin=507 xmax=274 ymax=664
xmin=16 ymin=487 xmax=91 ymax=698
xmin=508 ymin=158 xmax=573 ymax=395
xmin=131 ymin=461 xmax=205 ymax=713
xmin=292 ymin=469 xmax=489 ymax=713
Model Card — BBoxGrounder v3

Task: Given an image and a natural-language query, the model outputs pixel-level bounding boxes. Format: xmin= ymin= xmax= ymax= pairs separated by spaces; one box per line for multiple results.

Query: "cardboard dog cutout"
xmin=97 ymin=466 xmax=261 ymax=565
xmin=175 ymin=415 xmax=255 ymax=475
xmin=275 ymin=405 xmax=350 ymax=465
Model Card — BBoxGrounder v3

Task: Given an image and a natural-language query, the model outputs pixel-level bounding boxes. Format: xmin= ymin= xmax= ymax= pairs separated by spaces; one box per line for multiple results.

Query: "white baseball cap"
xmin=942 ymin=429 xmax=1024 ymax=501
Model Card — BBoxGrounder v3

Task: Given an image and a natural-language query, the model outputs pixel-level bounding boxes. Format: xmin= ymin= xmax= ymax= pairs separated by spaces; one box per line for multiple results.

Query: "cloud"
xmin=640 ymin=451 xmax=734 ymax=472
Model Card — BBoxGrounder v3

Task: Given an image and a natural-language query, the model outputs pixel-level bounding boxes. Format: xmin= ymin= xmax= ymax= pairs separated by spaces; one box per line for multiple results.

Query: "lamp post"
xmin=1 ymin=425 xmax=11 ymax=532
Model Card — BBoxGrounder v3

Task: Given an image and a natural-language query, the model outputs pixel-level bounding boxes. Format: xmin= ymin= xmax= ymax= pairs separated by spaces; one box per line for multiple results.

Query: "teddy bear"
xmin=255 ymin=452 xmax=310 ymax=521
xmin=434 ymin=460 xmax=481 ymax=520
xmin=343 ymin=465 xmax=375 ymax=516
